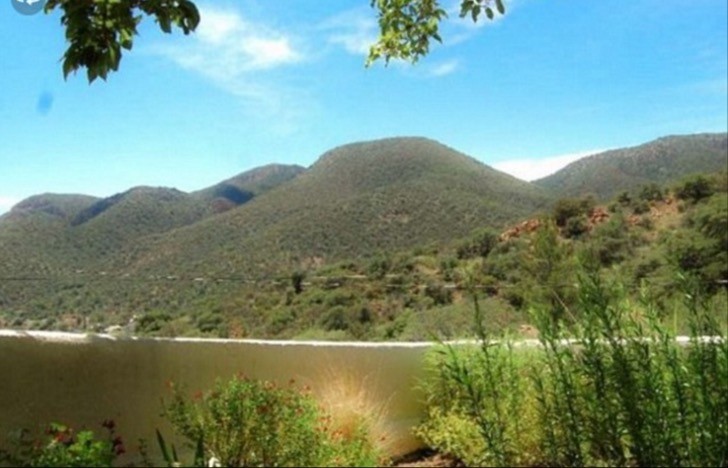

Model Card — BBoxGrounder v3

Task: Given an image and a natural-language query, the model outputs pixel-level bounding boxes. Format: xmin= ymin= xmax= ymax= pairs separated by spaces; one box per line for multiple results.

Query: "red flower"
xmin=102 ymin=419 xmax=116 ymax=431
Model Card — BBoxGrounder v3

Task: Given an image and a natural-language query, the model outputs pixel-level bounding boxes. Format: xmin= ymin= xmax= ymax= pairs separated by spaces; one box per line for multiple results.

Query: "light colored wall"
xmin=0 ymin=330 xmax=433 ymax=464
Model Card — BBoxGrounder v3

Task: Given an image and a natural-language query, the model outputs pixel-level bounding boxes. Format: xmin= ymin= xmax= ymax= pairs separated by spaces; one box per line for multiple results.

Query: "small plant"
xmin=0 ymin=420 xmax=124 ymax=467
xmin=161 ymin=375 xmax=381 ymax=467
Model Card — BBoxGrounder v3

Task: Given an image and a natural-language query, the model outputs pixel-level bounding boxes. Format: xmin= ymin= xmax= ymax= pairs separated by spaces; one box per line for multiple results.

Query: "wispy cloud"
xmin=320 ymin=7 xmax=461 ymax=79
xmin=150 ymin=6 xmax=307 ymax=132
xmin=426 ymin=59 xmax=460 ymax=77
xmin=320 ymin=7 xmax=378 ymax=56
xmin=493 ymin=149 xmax=607 ymax=181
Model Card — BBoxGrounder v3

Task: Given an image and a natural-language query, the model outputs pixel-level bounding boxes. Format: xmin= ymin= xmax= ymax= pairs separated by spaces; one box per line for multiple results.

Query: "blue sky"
xmin=1 ymin=0 xmax=726 ymax=213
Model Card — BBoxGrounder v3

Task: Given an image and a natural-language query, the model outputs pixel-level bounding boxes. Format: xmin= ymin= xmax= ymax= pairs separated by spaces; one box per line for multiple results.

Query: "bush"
xmin=162 ymin=376 xmax=380 ymax=467
xmin=0 ymin=421 xmax=124 ymax=467
xmin=563 ymin=215 xmax=588 ymax=238
xmin=367 ymin=255 xmax=391 ymax=279
xmin=424 ymin=283 xmax=453 ymax=305
xmin=417 ymin=269 xmax=728 ymax=467
xmin=638 ymin=183 xmax=664 ymax=202
xmin=552 ymin=197 xmax=595 ymax=227
xmin=631 ymin=199 xmax=651 ymax=214
xmin=455 ymin=228 xmax=498 ymax=259
xmin=674 ymin=175 xmax=715 ymax=203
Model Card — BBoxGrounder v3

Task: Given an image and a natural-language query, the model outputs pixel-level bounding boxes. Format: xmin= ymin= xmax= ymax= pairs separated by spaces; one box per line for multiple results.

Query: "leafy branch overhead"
xmin=44 ymin=0 xmax=200 ymax=82
xmin=44 ymin=0 xmax=505 ymax=82
xmin=367 ymin=0 xmax=505 ymax=65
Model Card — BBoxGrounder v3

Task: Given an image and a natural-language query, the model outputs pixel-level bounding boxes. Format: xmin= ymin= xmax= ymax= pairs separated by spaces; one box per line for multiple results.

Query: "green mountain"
xmin=0 ymin=165 xmax=304 ymax=277
xmin=193 ymin=163 xmax=305 ymax=214
xmin=534 ymin=133 xmax=727 ymax=200
xmin=1 ymin=134 xmax=725 ymax=339
xmin=6 ymin=193 xmax=99 ymax=221
xmin=0 ymin=194 xmax=99 ymax=276
xmin=118 ymin=137 xmax=551 ymax=276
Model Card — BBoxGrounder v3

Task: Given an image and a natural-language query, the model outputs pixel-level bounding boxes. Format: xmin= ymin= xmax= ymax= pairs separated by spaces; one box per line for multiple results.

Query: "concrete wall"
xmin=0 ymin=330 xmax=433 ymax=464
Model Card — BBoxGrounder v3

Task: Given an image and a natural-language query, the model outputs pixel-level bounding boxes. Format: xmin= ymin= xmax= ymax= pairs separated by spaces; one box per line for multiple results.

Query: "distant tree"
xmin=552 ymin=197 xmax=595 ymax=227
xmin=291 ymin=270 xmax=305 ymax=295
xmin=617 ymin=191 xmax=632 ymax=205
xmin=456 ymin=228 xmax=499 ymax=259
xmin=43 ymin=0 xmax=505 ymax=82
xmin=564 ymin=215 xmax=588 ymax=239
xmin=638 ymin=183 xmax=664 ymax=202
xmin=674 ymin=175 xmax=715 ymax=204
xmin=522 ymin=220 xmax=576 ymax=324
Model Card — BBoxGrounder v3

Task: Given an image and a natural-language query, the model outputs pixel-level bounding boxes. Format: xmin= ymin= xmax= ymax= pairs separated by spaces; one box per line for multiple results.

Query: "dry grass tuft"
xmin=313 ymin=365 xmax=403 ymax=456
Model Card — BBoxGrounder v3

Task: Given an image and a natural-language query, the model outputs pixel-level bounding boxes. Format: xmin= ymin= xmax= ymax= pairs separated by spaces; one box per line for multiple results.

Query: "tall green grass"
xmin=416 ymin=266 xmax=727 ymax=466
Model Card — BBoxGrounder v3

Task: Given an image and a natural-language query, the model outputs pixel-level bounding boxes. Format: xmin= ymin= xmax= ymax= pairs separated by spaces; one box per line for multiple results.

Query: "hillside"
xmin=1 ymin=133 xmax=725 ymax=339
xmin=4 ymin=193 xmax=99 ymax=221
xmin=0 ymin=165 xmax=304 ymax=277
xmin=0 ymin=194 xmax=99 ymax=275
xmin=117 ymin=137 xmax=551 ymax=276
xmin=534 ymin=133 xmax=727 ymax=200
xmin=193 ymin=164 xmax=305 ymax=214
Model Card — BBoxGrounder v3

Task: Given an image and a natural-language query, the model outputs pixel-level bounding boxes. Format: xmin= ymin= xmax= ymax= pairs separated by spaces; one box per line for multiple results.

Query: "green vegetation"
xmin=0 ymin=376 xmax=382 ymax=467
xmin=0 ymin=136 xmax=726 ymax=340
xmin=416 ymin=265 xmax=727 ymax=466
xmin=0 ymin=421 xmax=124 ymax=467
xmin=535 ymin=133 xmax=727 ymax=200
xmin=161 ymin=376 xmax=381 ymax=467
xmin=45 ymin=0 xmax=504 ymax=81
xmin=1 ymin=161 xmax=726 ymax=466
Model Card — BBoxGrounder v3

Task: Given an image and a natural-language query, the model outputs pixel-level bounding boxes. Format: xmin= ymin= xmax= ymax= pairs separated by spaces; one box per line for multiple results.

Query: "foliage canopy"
xmin=44 ymin=0 xmax=504 ymax=81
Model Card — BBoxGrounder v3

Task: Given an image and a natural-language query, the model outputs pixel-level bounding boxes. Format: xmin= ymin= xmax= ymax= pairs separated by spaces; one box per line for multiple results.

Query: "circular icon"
xmin=11 ymin=0 xmax=46 ymax=15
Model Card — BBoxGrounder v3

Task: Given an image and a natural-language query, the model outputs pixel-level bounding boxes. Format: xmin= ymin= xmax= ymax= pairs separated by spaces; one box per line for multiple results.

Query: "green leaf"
xmin=495 ymin=0 xmax=506 ymax=15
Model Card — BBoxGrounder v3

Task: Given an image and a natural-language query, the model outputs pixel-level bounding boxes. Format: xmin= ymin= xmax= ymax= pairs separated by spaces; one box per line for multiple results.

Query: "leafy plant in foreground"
xmin=417 ymin=260 xmax=727 ymax=466
xmin=161 ymin=376 xmax=381 ymax=467
xmin=0 ymin=420 xmax=124 ymax=467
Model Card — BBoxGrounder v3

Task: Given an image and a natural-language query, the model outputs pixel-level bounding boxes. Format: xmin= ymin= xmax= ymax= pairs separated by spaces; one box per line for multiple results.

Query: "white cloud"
xmin=190 ymin=7 xmax=302 ymax=72
xmin=0 ymin=196 xmax=19 ymax=214
xmin=150 ymin=6 xmax=306 ymax=132
xmin=427 ymin=60 xmax=459 ymax=77
xmin=493 ymin=149 xmax=607 ymax=181
xmin=320 ymin=8 xmax=378 ymax=56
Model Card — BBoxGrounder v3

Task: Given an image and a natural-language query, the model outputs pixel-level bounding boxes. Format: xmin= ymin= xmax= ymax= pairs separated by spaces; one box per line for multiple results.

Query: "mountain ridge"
xmin=1 ymin=133 xmax=725 ymax=280
xmin=534 ymin=132 xmax=727 ymax=199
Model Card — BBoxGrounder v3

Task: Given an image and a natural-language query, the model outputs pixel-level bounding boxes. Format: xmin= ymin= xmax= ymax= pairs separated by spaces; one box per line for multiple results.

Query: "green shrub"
xmin=417 ymin=267 xmax=728 ymax=467
xmin=162 ymin=376 xmax=380 ymax=467
xmin=563 ymin=215 xmax=588 ymax=238
xmin=455 ymin=228 xmax=498 ymax=259
xmin=0 ymin=421 xmax=124 ymax=467
xmin=552 ymin=197 xmax=595 ymax=227
xmin=424 ymin=283 xmax=453 ymax=305
xmin=639 ymin=183 xmax=664 ymax=202
xmin=367 ymin=255 xmax=391 ymax=280
xmin=632 ymin=199 xmax=651 ymax=214
xmin=675 ymin=175 xmax=715 ymax=203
